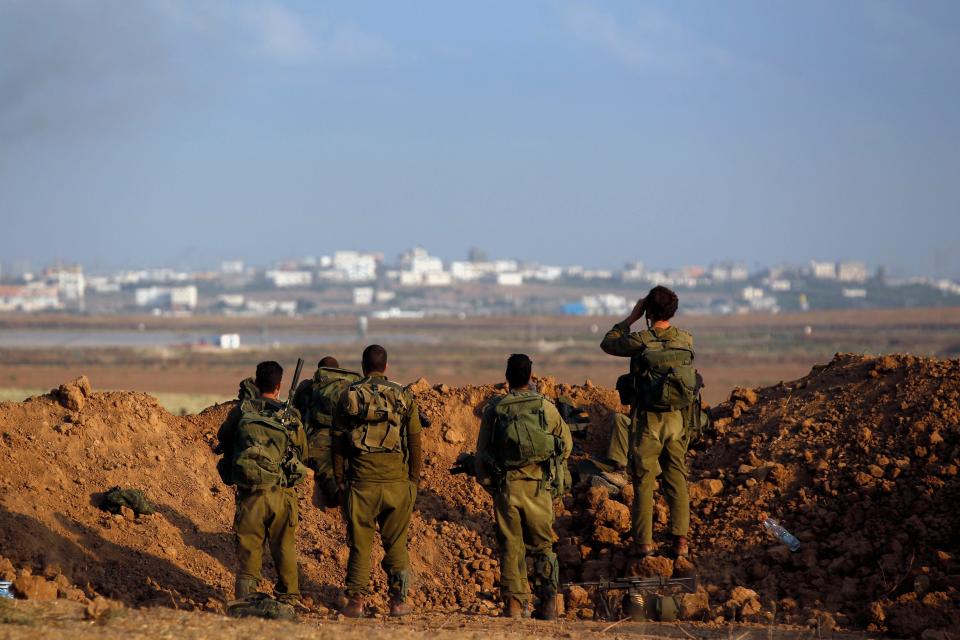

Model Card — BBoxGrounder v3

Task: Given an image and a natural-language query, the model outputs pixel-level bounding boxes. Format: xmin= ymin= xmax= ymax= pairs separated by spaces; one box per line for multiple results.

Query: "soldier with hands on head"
xmin=600 ymin=285 xmax=695 ymax=558
xmin=332 ymin=344 xmax=423 ymax=618
xmin=215 ymin=360 xmax=309 ymax=605
xmin=475 ymin=354 xmax=572 ymax=620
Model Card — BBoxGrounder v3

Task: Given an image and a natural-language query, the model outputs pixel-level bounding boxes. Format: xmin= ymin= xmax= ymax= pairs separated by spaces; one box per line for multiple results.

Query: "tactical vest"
xmin=340 ymin=376 xmax=409 ymax=454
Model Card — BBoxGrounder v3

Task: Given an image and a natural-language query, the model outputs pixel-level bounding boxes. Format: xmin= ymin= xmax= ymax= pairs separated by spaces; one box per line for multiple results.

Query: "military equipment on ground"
xmin=226 ymin=593 xmax=297 ymax=621
xmin=449 ymin=452 xmax=476 ymax=476
xmin=101 ymin=487 xmax=155 ymax=515
xmin=562 ymin=574 xmax=698 ymax=621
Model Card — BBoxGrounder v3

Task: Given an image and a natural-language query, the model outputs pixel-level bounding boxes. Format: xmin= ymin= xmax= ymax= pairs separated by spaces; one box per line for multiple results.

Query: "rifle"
xmin=282 ymin=357 xmax=305 ymax=424
xmin=562 ymin=574 xmax=698 ymax=620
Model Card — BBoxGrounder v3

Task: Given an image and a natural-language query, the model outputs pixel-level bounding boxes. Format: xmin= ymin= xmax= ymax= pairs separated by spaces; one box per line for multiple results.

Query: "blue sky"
xmin=1 ymin=1 xmax=958 ymax=276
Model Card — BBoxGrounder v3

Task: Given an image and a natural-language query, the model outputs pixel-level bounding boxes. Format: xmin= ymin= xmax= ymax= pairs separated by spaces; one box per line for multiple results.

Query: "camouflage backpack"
xmin=488 ymin=393 xmax=566 ymax=496
xmin=231 ymin=399 xmax=307 ymax=490
xmin=340 ymin=377 xmax=409 ymax=454
xmin=617 ymin=330 xmax=697 ymax=412
xmin=308 ymin=367 xmax=361 ymax=433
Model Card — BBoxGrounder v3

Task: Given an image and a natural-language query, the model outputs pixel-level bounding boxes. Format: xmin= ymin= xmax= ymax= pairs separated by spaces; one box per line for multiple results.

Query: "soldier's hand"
xmin=627 ymin=297 xmax=646 ymax=324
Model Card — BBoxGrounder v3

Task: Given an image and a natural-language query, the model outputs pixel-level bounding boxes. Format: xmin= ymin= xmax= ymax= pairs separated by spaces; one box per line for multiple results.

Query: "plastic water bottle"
xmin=0 ymin=581 xmax=13 ymax=599
xmin=763 ymin=517 xmax=801 ymax=552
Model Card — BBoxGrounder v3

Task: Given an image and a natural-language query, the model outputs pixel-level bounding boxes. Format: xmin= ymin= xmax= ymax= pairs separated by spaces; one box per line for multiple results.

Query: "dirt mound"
xmin=557 ymin=354 xmax=960 ymax=637
xmin=1 ymin=359 xmax=957 ymax=636
xmin=0 ymin=374 xmax=611 ymax=616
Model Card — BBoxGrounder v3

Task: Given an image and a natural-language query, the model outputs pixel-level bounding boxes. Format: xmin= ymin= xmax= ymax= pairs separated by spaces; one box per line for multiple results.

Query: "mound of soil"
xmin=557 ymin=354 xmax=960 ymax=638
xmin=1 ymin=357 xmax=957 ymax=637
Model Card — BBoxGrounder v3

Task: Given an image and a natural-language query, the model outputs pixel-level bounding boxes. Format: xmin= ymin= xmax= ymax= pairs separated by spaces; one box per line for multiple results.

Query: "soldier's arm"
xmin=545 ymin=402 xmax=573 ymax=461
xmin=406 ymin=398 xmax=424 ymax=484
xmin=600 ymin=321 xmax=646 ymax=357
xmin=474 ymin=406 xmax=495 ymax=488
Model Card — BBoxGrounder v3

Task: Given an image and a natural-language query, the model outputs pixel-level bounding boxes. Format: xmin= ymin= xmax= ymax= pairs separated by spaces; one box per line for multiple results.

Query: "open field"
xmin=1 ymin=308 xmax=958 ymax=406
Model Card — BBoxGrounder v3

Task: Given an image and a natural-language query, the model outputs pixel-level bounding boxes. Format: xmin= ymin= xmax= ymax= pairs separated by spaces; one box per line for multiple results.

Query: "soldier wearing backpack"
xmin=475 ymin=354 xmax=573 ymax=620
xmin=215 ymin=361 xmax=309 ymax=605
xmin=601 ymin=285 xmax=695 ymax=559
xmin=293 ymin=356 xmax=361 ymax=506
xmin=332 ymin=344 xmax=423 ymax=618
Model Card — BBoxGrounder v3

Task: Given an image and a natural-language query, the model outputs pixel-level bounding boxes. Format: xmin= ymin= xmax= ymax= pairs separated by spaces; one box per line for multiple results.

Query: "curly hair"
xmin=645 ymin=285 xmax=679 ymax=322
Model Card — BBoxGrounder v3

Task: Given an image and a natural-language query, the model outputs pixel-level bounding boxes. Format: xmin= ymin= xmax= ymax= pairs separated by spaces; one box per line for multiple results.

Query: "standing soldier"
xmin=215 ymin=361 xmax=309 ymax=605
xmin=475 ymin=354 xmax=572 ymax=620
xmin=332 ymin=344 xmax=423 ymax=618
xmin=600 ymin=286 xmax=695 ymax=558
xmin=294 ymin=356 xmax=361 ymax=506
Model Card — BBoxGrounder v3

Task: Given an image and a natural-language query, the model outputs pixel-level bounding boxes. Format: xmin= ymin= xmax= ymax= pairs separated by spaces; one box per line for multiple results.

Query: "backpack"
xmin=491 ymin=394 xmax=563 ymax=469
xmin=340 ymin=378 xmax=408 ymax=454
xmin=308 ymin=367 xmax=361 ymax=433
xmin=617 ymin=330 xmax=696 ymax=412
xmin=231 ymin=400 xmax=307 ymax=490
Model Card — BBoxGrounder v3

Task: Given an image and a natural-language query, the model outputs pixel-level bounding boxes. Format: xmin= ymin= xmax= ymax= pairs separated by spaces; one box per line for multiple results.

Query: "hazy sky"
xmin=1 ymin=1 xmax=959 ymax=276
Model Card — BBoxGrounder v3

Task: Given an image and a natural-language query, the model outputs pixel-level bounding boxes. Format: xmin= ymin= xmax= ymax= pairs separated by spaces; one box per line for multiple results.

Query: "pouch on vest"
xmin=492 ymin=395 xmax=561 ymax=470
xmin=342 ymin=382 xmax=404 ymax=454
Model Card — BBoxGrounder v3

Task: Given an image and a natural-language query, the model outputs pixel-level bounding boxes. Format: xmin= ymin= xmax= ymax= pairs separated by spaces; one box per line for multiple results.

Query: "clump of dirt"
xmin=1 ymin=357 xmax=957 ymax=637
xmin=556 ymin=353 xmax=960 ymax=637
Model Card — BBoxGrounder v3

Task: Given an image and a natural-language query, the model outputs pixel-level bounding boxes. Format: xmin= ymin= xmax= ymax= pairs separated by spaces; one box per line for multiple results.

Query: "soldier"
xmin=216 ymin=361 xmax=309 ymax=604
xmin=600 ymin=285 xmax=695 ymax=558
xmin=475 ymin=354 xmax=572 ymax=620
xmin=293 ymin=356 xmax=361 ymax=506
xmin=332 ymin=344 xmax=423 ymax=618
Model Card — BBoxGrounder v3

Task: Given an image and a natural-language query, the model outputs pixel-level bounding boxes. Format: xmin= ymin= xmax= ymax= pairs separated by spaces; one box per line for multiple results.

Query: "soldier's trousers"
xmin=344 ymin=479 xmax=416 ymax=598
xmin=494 ymin=479 xmax=559 ymax=604
xmin=307 ymin=428 xmax=339 ymax=502
xmin=630 ymin=409 xmax=689 ymax=544
xmin=605 ymin=412 xmax=631 ymax=468
xmin=234 ymin=486 xmax=299 ymax=601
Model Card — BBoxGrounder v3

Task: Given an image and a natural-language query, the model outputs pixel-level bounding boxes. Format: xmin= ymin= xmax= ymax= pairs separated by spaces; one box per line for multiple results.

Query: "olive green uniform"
xmin=605 ymin=411 xmax=631 ymax=468
xmin=294 ymin=368 xmax=360 ymax=502
xmin=601 ymin=323 xmax=692 ymax=545
xmin=332 ymin=373 xmax=423 ymax=600
xmin=475 ymin=390 xmax=573 ymax=605
xmin=217 ymin=398 xmax=309 ymax=601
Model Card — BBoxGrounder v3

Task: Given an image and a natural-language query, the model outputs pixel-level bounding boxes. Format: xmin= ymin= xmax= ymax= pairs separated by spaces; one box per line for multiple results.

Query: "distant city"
xmin=1 ymin=248 xmax=959 ymax=319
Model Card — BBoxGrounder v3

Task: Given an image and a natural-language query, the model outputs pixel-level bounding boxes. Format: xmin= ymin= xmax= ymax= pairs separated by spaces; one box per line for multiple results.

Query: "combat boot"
xmin=340 ymin=595 xmax=365 ymax=618
xmin=234 ymin=577 xmax=256 ymax=600
xmin=501 ymin=596 xmax=524 ymax=618
xmin=534 ymin=592 xmax=558 ymax=621
xmin=632 ymin=542 xmax=654 ymax=558
xmin=389 ymin=597 xmax=412 ymax=617
xmin=672 ymin=535 xmax=689 ymax=558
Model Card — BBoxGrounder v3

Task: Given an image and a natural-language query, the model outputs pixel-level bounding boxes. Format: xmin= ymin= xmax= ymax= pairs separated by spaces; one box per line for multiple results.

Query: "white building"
xmin=353 ymin=287 xmax=374 ymax=306
xmin=0 ymin=284 xmax=61 ymax=312
xmin=266 ymin=270 xmax=313 ymax=288
xmin=810 ymin=261 xmax=837 ymax=280
xmin=221 ymin=260 xmax=245 ymax=274
xmin=497 ymin=272 xmax=523 ymax=286
xmin=620 ymin=262 xmax=646 ymax=282
xmin=328 ymin=251 xmax=378 ymax=282
xmin=134 ymin=286 xmax=198 ymax=310
xmin=218 ymin=333 xmax=241 ymax=349
xmin=741 ymin=286 xmax=766 ymax=301
xmin=48 ymin=267 xmax=85 ymax=303
xmin=768 ymin=279 xmax=792 ymax=292
xmin=842 ymin=288 xmax=867 ymax=298
xmin=837 ymin=261 xmax=868 ymax=283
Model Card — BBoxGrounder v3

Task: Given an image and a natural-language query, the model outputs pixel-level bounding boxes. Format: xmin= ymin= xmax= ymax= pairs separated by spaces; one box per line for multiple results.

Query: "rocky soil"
xmin=0 ymin=354 xmax=957 ymax=638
